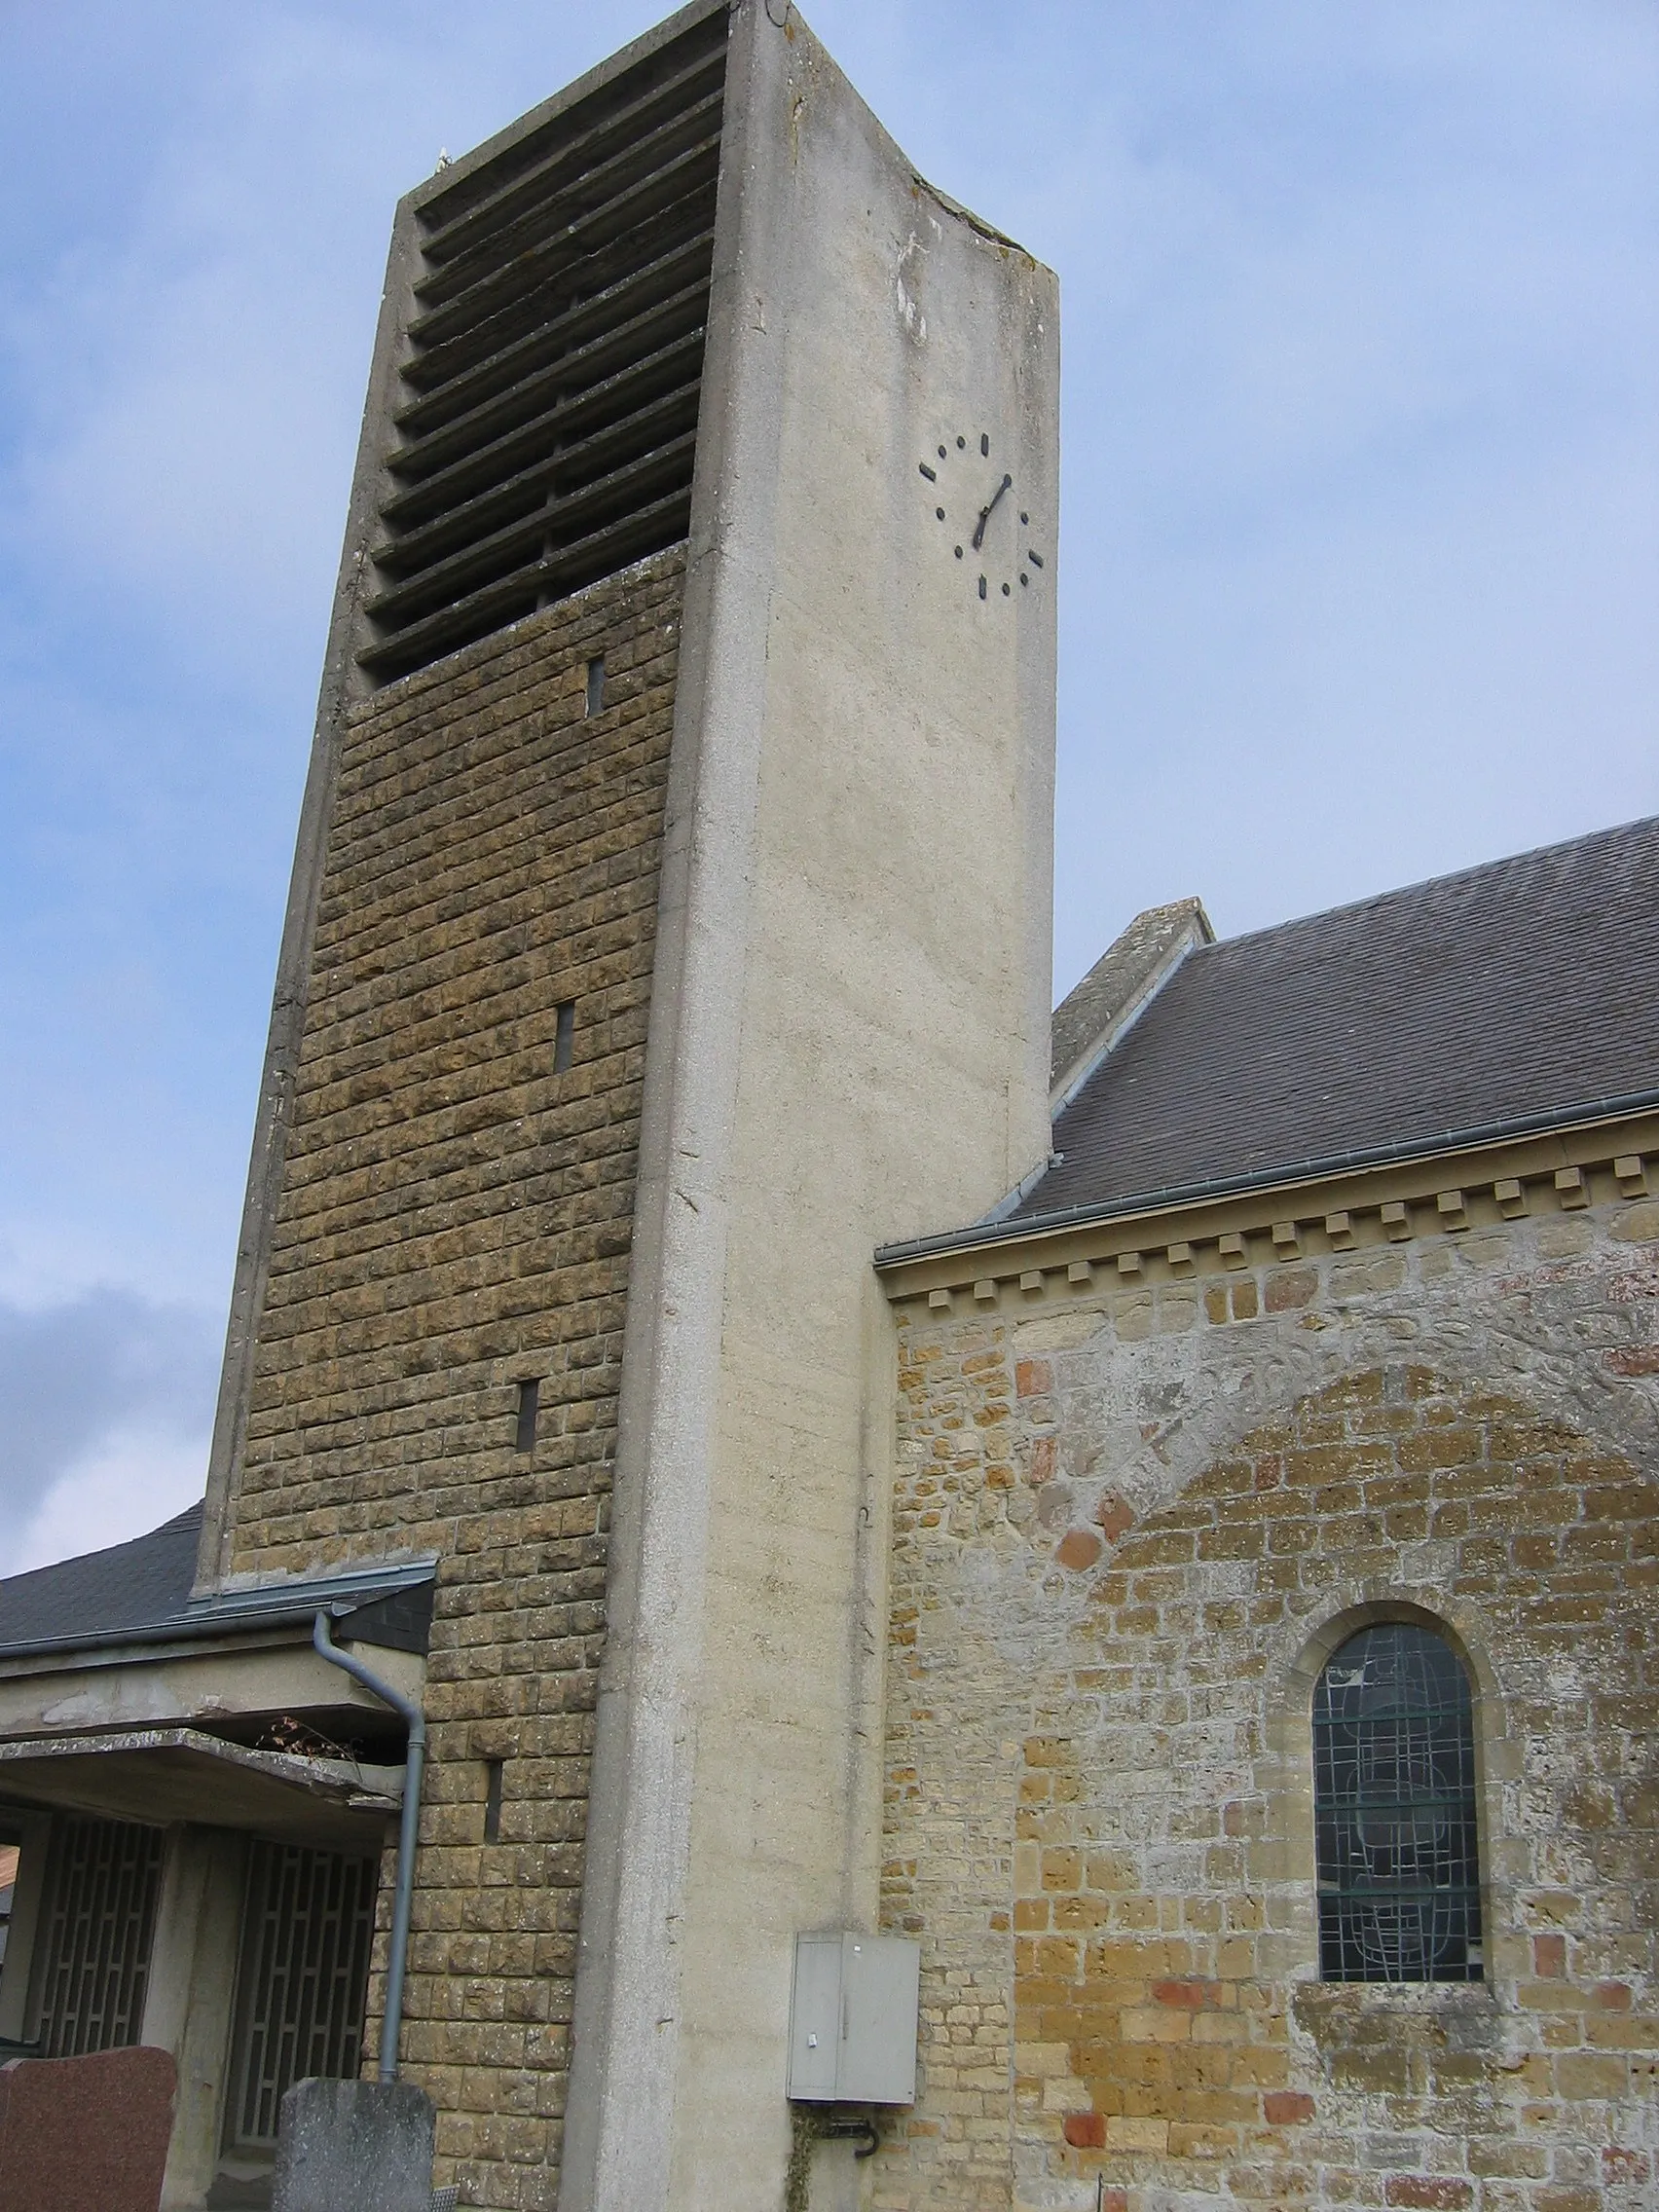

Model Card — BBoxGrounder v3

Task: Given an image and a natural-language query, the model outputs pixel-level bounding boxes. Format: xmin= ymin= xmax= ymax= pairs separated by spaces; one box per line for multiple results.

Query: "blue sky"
xmin=1 ymin=0 xmax=1655 ymax=1573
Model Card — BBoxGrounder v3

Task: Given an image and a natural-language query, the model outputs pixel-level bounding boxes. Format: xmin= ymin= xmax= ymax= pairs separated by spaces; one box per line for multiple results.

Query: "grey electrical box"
xmin=787 ymin=1932 xmax=920 ymax=2105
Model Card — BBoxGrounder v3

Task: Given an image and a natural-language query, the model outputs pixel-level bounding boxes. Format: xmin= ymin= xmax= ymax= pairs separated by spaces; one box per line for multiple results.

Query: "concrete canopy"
xmin=0 ymin=1726 xmax=402 ymax=1853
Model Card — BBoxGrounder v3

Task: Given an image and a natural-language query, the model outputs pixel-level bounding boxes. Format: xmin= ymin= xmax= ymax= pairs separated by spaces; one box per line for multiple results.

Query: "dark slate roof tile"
xmin=0 ymin=1501 xmax=203 ymax=1651
xmin=1013 ymin=815 xmax=1659 ymax=1223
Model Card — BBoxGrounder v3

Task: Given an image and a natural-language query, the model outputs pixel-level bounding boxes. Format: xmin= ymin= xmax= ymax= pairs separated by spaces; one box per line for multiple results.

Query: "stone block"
xmin=0 ymin=2045 xmax=175 ymax=2212
xmin=272 ymin=2079 xmax=436 ymax=2212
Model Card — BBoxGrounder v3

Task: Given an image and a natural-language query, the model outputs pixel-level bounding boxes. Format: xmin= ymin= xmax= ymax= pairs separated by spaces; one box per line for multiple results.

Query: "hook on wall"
xmin=818 ymin=2115 xmax=880 ymax=2158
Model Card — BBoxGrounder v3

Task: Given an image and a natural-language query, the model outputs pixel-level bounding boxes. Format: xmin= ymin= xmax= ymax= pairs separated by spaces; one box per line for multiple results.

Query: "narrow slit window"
xmin=1313 ymin=1621 xmax=1483 ymax=1983
xmin=514 ymin=1378 xmax=540 ymax=1453
xmin=483 ymin=1760 xmax=504 ymax=1845
xmin=554 ymin=1000 xmax=576 ymax=1074
xmin=585 ymin=656 xmax=606 ymax=717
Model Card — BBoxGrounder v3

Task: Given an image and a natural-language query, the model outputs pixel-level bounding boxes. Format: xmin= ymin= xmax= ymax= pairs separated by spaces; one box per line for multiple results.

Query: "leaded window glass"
xmin=1312 ymin=1622 xmax=1483 ymax=1982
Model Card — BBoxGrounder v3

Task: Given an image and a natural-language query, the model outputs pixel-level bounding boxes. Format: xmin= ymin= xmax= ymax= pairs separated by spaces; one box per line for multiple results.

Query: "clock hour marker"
xmin=956 ymin=435 xmax=966 ymax=449
xmin=938 ymin=445 xmax=947 ymax=459
xmin=936 ymin=506 xmax=945 ymax=520
xmin=1020 ymin=573 xmax=1029 ymax=586
xmin=955 ymin=545 xmax=963 ymax=558
xmin=1027 ymin=550 xmax=1044 ymax=569
xmin=919 ymin=461 xmax=937 ymax=482
xmin=1019 ymin=511 xmax=1028 ymax=524
xmin=980 ymin=433 xmax=989 ymax=456
xmin=1002 ymin=582 xmax=1011 ymax=596
xmin=978 ymin=575 xmax=986 ymax=599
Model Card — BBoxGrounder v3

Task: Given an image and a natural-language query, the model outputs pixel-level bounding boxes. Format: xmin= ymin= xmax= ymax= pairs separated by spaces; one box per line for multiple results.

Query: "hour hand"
xmin=972 ymin=473 xmax=1014 ymax=551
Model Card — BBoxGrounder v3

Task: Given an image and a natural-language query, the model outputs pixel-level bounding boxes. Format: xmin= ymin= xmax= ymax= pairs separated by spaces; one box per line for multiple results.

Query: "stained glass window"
xmin=1313 ymin=1622 xmax=1483 ymax=1982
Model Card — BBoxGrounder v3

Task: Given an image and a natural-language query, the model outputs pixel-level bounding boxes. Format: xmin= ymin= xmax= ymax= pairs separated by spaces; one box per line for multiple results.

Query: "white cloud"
xmin=12 ymin=1424 xmax=207 ymax=1577
xmin=0 ymin=1289 xmax=217 ymax=1574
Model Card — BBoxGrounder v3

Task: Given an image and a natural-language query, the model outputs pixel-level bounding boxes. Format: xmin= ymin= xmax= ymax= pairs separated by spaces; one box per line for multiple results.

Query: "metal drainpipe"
xmin=313 ymin=1609 xmax=426 ymax=2083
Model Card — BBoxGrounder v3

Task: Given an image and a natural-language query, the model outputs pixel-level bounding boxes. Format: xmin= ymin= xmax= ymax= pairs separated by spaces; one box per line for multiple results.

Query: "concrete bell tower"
xmin=199 ymin=2 xmax=1057 ymax=2204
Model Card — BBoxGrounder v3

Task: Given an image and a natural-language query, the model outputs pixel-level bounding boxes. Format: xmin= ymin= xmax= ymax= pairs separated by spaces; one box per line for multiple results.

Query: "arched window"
xmin=1312 ymin=1622 xmax=1483 ymax=1983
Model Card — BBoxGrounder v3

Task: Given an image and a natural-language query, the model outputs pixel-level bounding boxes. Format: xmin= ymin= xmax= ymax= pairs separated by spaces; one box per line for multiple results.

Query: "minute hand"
xmin=971 ymin=473 xmax=1014 ymax=552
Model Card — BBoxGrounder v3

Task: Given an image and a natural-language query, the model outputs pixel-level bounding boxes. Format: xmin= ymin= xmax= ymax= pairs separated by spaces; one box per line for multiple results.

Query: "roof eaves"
xmin=0 ymin=1554 xmax=440 ymax=1667
xmin=873 ymin=1084 xmax=1659 ymax=1272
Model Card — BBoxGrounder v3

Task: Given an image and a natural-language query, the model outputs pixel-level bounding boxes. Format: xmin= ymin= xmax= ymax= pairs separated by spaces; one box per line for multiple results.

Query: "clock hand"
xmin=971 ymin=473 xmax=1014 ymax=552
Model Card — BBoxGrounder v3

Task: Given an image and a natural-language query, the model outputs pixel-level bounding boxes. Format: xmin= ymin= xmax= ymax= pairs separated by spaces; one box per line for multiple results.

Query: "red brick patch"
xmin=1385 ymin=2181 xmax=1472 ymax=2210
xmin=1056 ymin=1528 xmax=1102 ymax=1571
xmin=1015 ymin=1357 xmax=1052 ymax=1397
xmin=1026 ymin=1435 xmax=1057 ymax=1486
xmin=1604 ymin=1345 xmax=1659 ymax=1376
xmin=1604 ymin=2148 xmax=1651 ymax=2185
xmin=1062 ymin=2111 xmax=1106 ymax=2150
xmin=1532 ymin=1933 xmax=1567 ymax=1977
xmin=1264 ymin=2090 xmax=1314 ymax=2124
xmin=1592 ymin=1980 xmax=1633 ymax=2010
xmin=1094 ymin=1493 xmax=1134 ymax=1542
xmin=1152 ymin=1977 xmax=1220 ymax=2009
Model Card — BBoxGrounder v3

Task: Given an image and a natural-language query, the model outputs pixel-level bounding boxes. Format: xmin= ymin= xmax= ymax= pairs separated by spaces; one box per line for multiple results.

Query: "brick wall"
xmin=878 ymin=1189 xmax=1659 ymax=2212
xmin=218 ymin=548 xmax=684 ymax=2209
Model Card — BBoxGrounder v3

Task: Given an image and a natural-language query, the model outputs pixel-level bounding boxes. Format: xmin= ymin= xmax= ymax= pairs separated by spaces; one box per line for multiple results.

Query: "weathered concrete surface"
xmin=0 ymin=2046 xmax=176 ymax=2212
xmin=877 ymin=1161 xmax=1659 ymax=2209
xmin=0 ymin=1731 xmax=399 ymax=1846
xmin=271 ymin=2078 xmax=434 ymax=2212
xmin=563 ymin=5 xmax=1057 ymax=2209
xmin=142 ymin=1826 xmax=247 ymax=2212
xmin=0 ymin=1636 xmax=425 ymax=1743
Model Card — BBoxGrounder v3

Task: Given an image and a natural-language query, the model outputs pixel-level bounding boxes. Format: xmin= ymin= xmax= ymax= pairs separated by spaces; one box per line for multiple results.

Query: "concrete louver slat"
xmin=414 ymin=15 xmax=727 ymax=261
xmin=363 ymin=430 xmax=698 ymax=626
xmin=356 ymin=488 xmax=692 ymax=680
xmin=414 ymin=75 xmax=727 ymax=305
xmin=379 ymin=328 xmax=705 ymax=541
xmin=371 ymin=380 xmax=702 ymax=580
xmin=403 ymin=134 xmax=721 ymax=360
xmin=385 ymin=273 xmax=710 ymax=481
xmin=360 ymin=11 xmax=724 ymax=682
xmin=396 ymin=194 xmax=716 ymax=402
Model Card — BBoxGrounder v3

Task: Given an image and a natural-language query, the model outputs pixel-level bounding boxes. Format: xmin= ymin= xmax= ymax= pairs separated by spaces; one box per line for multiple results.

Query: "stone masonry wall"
xmin=877 ymin=1178 xmax=1659 ymax=2212
xmin=218 ymin=548 xmax=684 ymax=2209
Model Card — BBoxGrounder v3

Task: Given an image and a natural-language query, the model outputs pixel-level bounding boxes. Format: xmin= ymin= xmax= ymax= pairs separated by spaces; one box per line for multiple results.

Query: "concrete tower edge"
xmin=562 ymin=3 xmax=1058 ymax=2202
xmin=557 ymin=1 xmax=785 ymax=2200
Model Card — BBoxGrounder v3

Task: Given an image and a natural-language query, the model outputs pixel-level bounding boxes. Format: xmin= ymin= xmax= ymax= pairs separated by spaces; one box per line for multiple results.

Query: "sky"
xmin=0 ymin=0 xmax=1655 ymax=1577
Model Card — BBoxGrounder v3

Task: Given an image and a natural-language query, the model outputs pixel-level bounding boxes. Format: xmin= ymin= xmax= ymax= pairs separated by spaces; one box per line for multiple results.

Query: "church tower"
xmin=199 ymin=3 xmax=1057 ymax=2202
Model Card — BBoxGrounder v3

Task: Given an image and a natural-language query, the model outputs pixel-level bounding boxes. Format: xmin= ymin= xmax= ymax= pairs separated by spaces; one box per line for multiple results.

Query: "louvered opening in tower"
xmin=356 ymin=9 xmax=728 ymax=683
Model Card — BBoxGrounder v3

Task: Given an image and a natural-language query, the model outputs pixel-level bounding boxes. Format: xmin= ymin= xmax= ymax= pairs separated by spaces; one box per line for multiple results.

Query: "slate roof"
xmin=1010 ymin=815 xmax=1659 ymax=1228
xmin=1051 ymin=897 xmax=1211 ymax=1099
xmin=0 ymin=1502 xmax=203 ymax=1653
xmin=0 ymin=1499 xmax=438 ymax=1662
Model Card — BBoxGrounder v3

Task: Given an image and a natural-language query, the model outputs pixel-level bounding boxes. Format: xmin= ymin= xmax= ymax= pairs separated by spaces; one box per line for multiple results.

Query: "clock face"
xmin=917 ymin=430 xmax=1046 ymax=602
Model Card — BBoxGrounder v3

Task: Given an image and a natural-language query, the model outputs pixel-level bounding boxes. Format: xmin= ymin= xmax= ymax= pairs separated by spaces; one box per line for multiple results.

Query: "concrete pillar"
xmin=0 ymin=1811 xmax=54 ymax=2044
xmin=139 ymin=1825 xmax=248 ymax=2211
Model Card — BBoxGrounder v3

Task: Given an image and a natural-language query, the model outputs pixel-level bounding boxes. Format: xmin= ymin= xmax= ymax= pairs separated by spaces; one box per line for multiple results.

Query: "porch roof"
xmin=0 ymin=1503 xmax=436 ymax=1666
xmin=0 ymin=1725 xmax=402 ymax=1853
